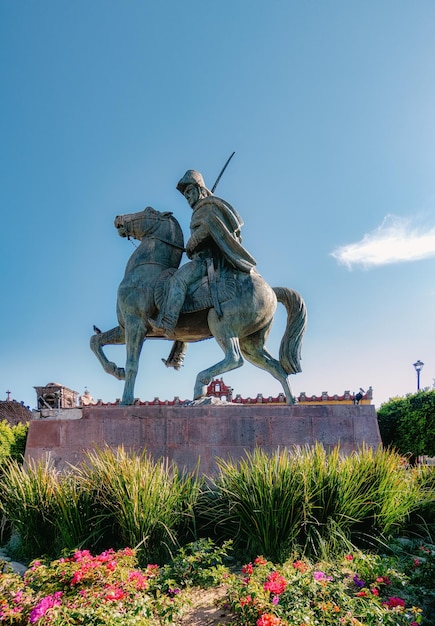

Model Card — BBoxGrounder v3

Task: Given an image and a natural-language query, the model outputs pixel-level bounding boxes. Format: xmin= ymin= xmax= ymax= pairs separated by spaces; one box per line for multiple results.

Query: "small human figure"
xmin=149 ymin=169 xmax=256 ymax=338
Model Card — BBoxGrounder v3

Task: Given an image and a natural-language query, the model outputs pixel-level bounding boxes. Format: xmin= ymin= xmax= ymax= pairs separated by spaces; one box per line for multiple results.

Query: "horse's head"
xmin=115 ymin=206 xmax=159 ymax=240
xmin=114 ymin=206 xmax=185 ymax=252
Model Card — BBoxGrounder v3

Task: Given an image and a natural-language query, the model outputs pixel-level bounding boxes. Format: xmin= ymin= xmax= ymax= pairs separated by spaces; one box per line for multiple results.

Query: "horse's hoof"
xmin=116 ymin=368 xmax=125 ymax=380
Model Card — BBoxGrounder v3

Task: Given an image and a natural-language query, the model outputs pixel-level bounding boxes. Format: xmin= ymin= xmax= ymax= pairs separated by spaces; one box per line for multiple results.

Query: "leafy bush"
xmin=377 ymin=390 xmax=435 ymax=456
xmin=0 ymin=421 xmax=28 ymax=465
xmin=225 ymin=550 xmax=425 ymax=625
xmin=0 ymin=547 xmax=185 ymax=625
xmin=159 ymin=537 xmax=233 ymax=589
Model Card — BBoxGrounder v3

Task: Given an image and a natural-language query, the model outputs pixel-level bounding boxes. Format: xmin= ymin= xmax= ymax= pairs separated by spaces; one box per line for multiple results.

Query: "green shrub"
xmin=0 ymin=420 xmax=28 ymax=465
xmin=0 ymin=547 xmax=186 ymax=625
xmin=201 ymin=446 xmax=427 ymax=562
xmin=159 ymin=538 xmax=233 ymax=589
xmin=225 ymin=549 xmax=426 ymax=625
xmin=377 ymin=390 xmax=435 ymax=456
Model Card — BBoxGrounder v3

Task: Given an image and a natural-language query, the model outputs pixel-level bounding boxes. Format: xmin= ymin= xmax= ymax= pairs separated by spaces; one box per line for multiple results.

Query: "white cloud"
xmin=331 ymin=215 xmax=435 ymax=269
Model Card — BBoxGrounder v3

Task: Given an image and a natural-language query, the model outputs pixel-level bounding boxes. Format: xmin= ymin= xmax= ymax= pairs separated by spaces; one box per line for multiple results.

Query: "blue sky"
xmin=1 ymin=1 xmax=435 ymax=409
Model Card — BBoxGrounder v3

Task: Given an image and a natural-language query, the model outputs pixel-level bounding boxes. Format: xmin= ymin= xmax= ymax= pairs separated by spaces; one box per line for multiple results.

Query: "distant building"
xmin=34 ymin=382 xmax=78 ymax=410
xmin=0 ymin=392 xmax=32 ymax=425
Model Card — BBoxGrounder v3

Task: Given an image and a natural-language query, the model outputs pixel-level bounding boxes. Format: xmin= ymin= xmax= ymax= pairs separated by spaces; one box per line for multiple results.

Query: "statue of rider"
xmin=149 ymin=169 xmax=257 ymax=340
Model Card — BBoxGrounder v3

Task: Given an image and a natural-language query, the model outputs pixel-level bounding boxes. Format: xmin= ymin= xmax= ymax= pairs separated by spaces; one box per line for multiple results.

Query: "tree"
xmin=377 ymin=390 xmax=435 ymax=456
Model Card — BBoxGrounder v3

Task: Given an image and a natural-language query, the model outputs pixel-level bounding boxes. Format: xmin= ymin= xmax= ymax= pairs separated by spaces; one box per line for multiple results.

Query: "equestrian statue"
xmin=90 ymin=168 xmax=307 ymax=405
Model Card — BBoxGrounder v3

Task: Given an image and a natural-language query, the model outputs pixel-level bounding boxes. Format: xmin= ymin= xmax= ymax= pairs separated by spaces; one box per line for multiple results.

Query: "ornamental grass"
xmin=76 ymin=446 xmax=202 ymax=564
xmin=200 ymin=445 xmax=429 ymax=562
xmin=0 ymin=447 xmax=202 ymax=564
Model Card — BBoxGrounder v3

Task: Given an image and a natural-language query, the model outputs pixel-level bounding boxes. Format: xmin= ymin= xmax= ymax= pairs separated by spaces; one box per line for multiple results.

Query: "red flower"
xmin=264 ymin=571 xmax=287 ymax=595
xmin=384 ymin=596 xmax=405 ymax=609
xmin=242 ymin=563 xmax=254 ymax=575
xmin=254 ymin=556 xmax=268 ymax=566
xmin=345 ymin=554 xmax=354 ymax=561
xmin=293 ymin=560 xmax=309 ymax=572
xmin=104 ymin=586 xmax=125 ymax=601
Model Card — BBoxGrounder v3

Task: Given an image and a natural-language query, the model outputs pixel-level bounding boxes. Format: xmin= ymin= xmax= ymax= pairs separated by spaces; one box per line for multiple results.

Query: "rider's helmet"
xmin=176 ymin=170 xmax=211 ymax=195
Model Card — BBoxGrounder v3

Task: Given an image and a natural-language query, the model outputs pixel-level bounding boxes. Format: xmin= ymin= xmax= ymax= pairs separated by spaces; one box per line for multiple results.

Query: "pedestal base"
xmin=25 ymin=404 xmax=382 ymax=474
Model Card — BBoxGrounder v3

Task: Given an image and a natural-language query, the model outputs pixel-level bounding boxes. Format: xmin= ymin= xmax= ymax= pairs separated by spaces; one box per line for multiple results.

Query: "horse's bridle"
xmin=118 ymin=210 xmax=185 ymax=251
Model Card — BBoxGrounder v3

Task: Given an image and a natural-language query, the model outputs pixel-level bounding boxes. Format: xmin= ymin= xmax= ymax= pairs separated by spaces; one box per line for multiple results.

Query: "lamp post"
xmin=413 ymin=360 xmax=424 ymax=391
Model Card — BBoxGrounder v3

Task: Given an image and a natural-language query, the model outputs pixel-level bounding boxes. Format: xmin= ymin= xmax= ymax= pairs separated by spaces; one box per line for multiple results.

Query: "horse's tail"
xmin=273 ymin=287 xmax=307 ymax=375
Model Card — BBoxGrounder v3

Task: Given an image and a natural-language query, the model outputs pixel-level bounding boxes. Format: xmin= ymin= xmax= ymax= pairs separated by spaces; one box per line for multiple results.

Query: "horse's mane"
xmin=158 ymin=210 xmax=184 ymax=249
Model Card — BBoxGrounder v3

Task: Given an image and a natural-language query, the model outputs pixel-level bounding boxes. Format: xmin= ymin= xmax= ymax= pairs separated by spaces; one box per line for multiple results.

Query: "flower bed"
xmin=225 ymin=550 xmax=428 ymax=625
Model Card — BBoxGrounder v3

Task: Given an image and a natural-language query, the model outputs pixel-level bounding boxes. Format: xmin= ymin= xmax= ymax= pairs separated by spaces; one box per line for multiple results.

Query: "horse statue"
xmin=90 ymin=206 xmax=307 ymax=405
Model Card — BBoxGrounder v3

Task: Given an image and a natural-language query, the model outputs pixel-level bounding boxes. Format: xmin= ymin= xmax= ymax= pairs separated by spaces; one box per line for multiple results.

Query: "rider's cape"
xmin=190 ymin=196 xmax=257 ymax=272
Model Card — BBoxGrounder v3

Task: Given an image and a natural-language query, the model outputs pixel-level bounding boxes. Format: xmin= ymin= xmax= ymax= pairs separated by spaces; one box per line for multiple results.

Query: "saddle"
xmin=154 ymin=266 xmax=238 ymax=316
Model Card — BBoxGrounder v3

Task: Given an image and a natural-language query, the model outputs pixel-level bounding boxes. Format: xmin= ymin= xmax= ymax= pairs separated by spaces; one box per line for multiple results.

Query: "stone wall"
xmin=25 ymin=404 xmax=382 ymax=474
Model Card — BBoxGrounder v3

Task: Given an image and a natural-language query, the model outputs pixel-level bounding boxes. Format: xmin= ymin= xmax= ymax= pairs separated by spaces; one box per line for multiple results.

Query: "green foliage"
xmin=377 ymin=390 xmax=435 ymax=456
xmin=0 ymin=448 xmax=202 ymax=564
xmin=159 ymin=538 xmax=233 ymax=589
xmin=0 ymin=420 xmax=28 ymax=465
xmin=78 ymin=447 xmax=202 ymax=565
xmin=9 ymin=422 xmax=29 ymax=461
xmin=199 ymin=446 xmax=428 ymax=562
xmin=0 ymin=457 xmax=59 ymax=559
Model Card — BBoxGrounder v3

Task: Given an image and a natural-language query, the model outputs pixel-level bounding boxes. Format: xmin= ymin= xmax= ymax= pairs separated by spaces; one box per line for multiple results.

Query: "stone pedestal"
xmin=24 ymin=404 xmax=382 ymax=474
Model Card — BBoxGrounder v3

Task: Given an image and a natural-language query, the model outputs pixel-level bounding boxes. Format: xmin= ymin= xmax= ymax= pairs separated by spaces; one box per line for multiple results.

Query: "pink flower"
xmin=29 ymin=592 xmax=62 ymax=623
xmin=383 ymin=596 xmax=405 ymax=609
xmin=104 ymin=586 xmax=125 ymax=601
xmin=128 ymin=570 xmax=148 ymax=590
xmin=264 ymin=571 xmax=287 ymax=595
xmin=345 ymin=554 xmax=354 ymax=561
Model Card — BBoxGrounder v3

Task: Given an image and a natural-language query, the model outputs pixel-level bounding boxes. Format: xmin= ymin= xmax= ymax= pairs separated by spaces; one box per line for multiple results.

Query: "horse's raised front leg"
xmin=121 ymin=316 xmax=147 ymax=405
xmin=90 ymin=326 xmax=126 ymax=380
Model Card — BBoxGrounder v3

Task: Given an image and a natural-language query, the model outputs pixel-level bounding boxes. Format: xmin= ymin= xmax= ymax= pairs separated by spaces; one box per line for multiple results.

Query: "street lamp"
xmin=413 ymin=360 xmax=424 ymax=390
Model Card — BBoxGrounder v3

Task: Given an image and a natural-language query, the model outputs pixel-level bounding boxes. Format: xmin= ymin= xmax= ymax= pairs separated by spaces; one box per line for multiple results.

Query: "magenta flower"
xmin=29 ymin=592 xmax=62 ymax=623
xmin=384 ymin=596 xmax=405 ymax=609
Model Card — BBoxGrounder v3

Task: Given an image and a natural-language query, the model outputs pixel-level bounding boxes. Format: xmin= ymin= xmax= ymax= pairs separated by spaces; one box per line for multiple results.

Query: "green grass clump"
xmin=0 ymin=457 xmax=58 ymax=559
xmin=78 ymin=446 xmax=202 ymax=565
xmin=0 ymin=447 xmax=202 ymax=564
xmin=200 ymin=445 xmax=429 ymax=562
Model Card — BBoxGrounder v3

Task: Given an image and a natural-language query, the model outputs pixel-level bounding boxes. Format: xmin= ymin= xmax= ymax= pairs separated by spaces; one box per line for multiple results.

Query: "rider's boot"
xmin=148 ymin=313 xmax=177 ymax=339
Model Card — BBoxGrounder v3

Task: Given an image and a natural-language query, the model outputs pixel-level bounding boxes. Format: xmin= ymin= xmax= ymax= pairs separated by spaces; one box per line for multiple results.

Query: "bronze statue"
xmin=149 ymin=170 xmax=256 ymax=338
xmin=90 ymin=172 xmax=307 ymax=405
